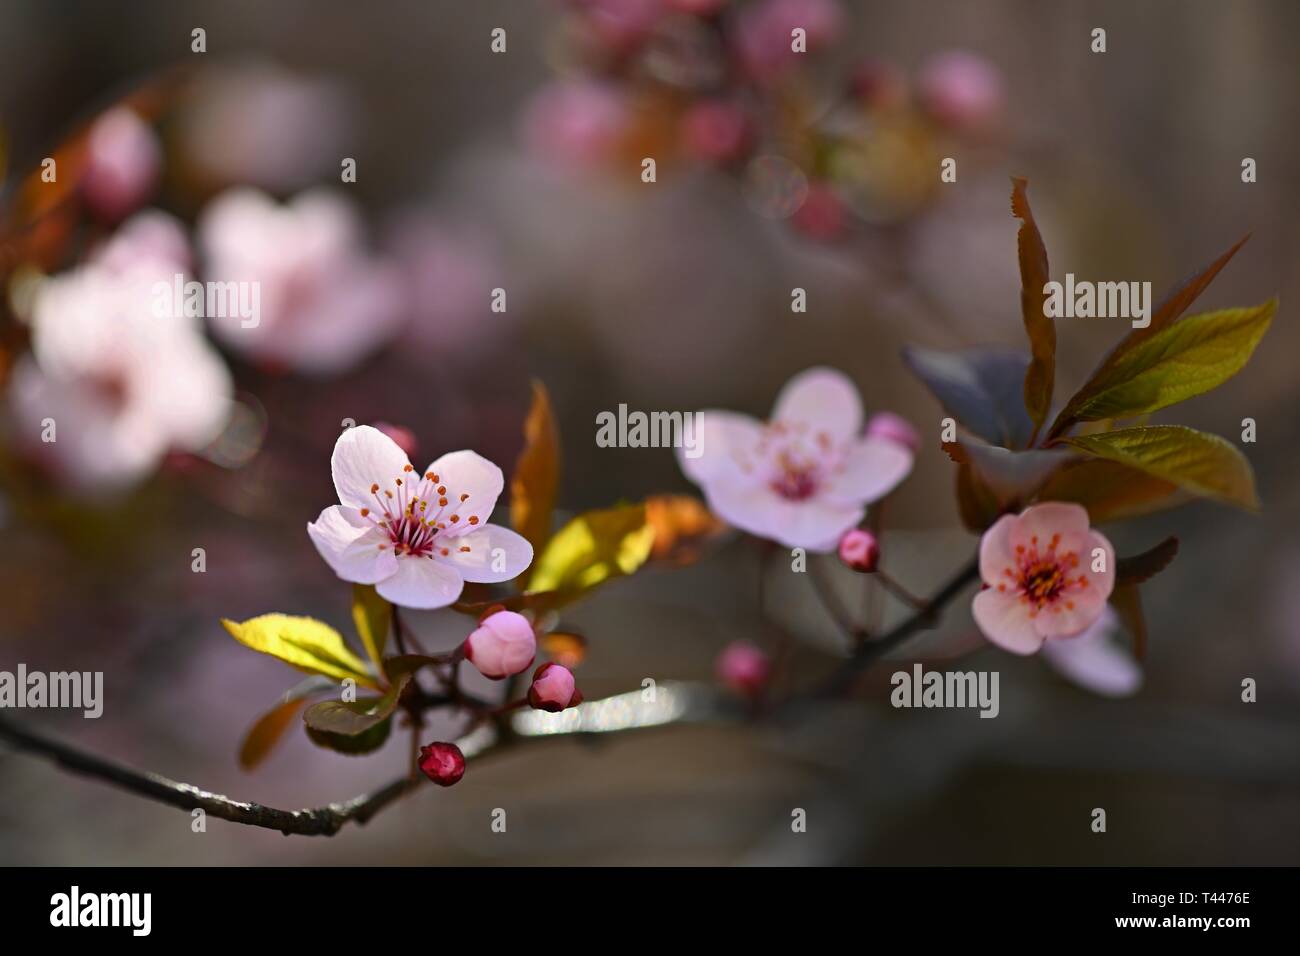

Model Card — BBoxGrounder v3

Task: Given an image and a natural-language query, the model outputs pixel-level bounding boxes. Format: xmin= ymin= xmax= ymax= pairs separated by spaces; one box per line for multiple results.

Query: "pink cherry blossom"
xmin=866 ymin=411 xmax=921 ymax=453
xmin=1041 ymin=605 xmax=1142 ymax=697
xmin=677 ymin=367 xmax=914 ymax=551
xmin=8 ymin=211 xmax=231 ymax=495
xmin=681 ymin=100 xmax=752 ymax=165
xmin=81 ymin=107 xmax=161 ymax=222
xmin=917 ymin=51 xmax=1004 ymax=133
xmin=464 ymin=610 xmax=537 ymax=680
xmin=523 ymin=80 xmax=630 ymax=169
xmin=527 ymin=662 xmax=582 ymax=712
xmin=307 ymin=426 xmax=533 ymax=609
xmin=198 ymin=188 xmax=404 ymax=375
xmin=735 ymin=0 xmax=843 ymax=83
xmin=971 ymin=503 xmax=1116 ymax=655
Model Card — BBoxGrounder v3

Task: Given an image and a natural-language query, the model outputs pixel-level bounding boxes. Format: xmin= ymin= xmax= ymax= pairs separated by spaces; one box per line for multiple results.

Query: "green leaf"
xmin=1036 ymin=458 xmax=1182 ymax=523
xmin=351 ymin=584 xmax=390 ymax=672
xmin=1060 ymin=425 xmax=1259 ymax=511
xmin=238 ymin=676 xmax=335 ymax=771
xmin=1011 ymin=177 xmax=1055 ymax=439
xmin=902 ymin=346 xmax=1035 ymax=448
xmin=305 ymin=717 xmax=392 ymax=756
xmin=511 ymin=380 xmax=561 ymax=559
xmin=527 ymin=503 xmax=655 ymax=597
xmin=221 ymin=614 xmax=378 ymax=687
xmin=1049 ymin=300 xmax=1276 ymax=429
xmin=302 ymin=673 xmax=411 ymax=737
xmin=1115 ymin=537 xmax=1179 ymax=588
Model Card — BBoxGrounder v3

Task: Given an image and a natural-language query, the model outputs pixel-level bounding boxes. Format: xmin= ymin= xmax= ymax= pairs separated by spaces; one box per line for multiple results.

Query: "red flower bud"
xmin=527 ymin=662 xmax=582 ymax=712
xmin=418 ymin=742 xmax=466 ymax=787
xmin=838 ymin=528 xmax=880 ymax=573
xmin=715 ymin=640 xmax=770 ymax=696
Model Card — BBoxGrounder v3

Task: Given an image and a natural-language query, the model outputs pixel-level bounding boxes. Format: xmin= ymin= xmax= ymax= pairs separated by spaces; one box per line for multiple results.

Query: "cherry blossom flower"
xmin=522 ymin=80 xmax=630 ymax=169
xmin=1041 ymin=605 xmax=1142 ymax=697
xmin=307 ymin=426 xmax=533 ymax=609
xmin=715 ymin=640 xmax=770 ymax=695
xmin=917 ymin=51 xmax=1004 ymax=133
xmin=81 ymin=107 xmax=161 ymax=222
xmin=198 ymin=188 xmax=403 ymax=374
xmin=8 ymin=212 xmax=231 ymax=495
xmin=464 ymin=610 xmax=537 ymax=680
xmin=677 ymin=367 xmax=914 ymax=551
xmin=971 ymin=503 xmax=1116 ymax=655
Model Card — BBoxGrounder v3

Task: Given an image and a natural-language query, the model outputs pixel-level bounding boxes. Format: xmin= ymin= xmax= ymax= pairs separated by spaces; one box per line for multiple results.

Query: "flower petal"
xmin=770 ymin=366 xmax=862 ymax=440
xmin=1042 ymin=606 xmax=1142 ymax=697
xmin=978 ymin=513 xmax=1018 ymax=584
xmin=1082 ymin=529 xmax=1116 ymax=600
xmin=972 ymin=588 xmax=1044 ymax=655
xmin=676 ymin=410 xmax=764 ymax=486
xmin=307 ymin=505 xmax=397 ymax=584
xmin=375 ymin=555 xmax=465 ymax=609
xmin=423 ymin=450 xmax=505 ymax=529
xmin=705 ymin=477 xmax=862 ymax=551
xmin=1033 ymin=584 xmax=1109 ymax=638
xmin=1008 ymin=501 xmax=1091 ymax=556
xmin=441 ymin=524 xmax=534 ymax=584
xmin=332 ymin=425 xmax=412 ymax=511
xmin=822 ymin=436 xmax=913 ymax=505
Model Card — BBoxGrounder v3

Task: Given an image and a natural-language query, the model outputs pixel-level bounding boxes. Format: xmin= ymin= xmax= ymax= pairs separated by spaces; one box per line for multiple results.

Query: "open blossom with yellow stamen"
xmin=971 ymin=502 xmax=1115 ymax=655
xmin=307 ymin=425 xmax=532 ymax=609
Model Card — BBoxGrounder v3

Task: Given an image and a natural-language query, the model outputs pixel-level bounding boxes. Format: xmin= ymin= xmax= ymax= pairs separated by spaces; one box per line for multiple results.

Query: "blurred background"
xmin=1 ymin=0 xmax=1299 ymax=864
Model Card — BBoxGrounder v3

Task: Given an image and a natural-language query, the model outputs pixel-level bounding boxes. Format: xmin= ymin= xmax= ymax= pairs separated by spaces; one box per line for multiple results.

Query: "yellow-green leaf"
xmin=1060 ymin=425 xmax=1258 ymax=511
xmin=237 ymin=676 xmax=334 ymax=771
xmin=351 ymin=584 xmax=390 ymax=672
xmin=221 ymin=614 xmax=378 ymax=687
xmin=511 ymin=380 xmax=561 ymax=558
xmin=302 ymin=673 xmax=410 ymax=737
xmin=1036 ymin=457 xmax=1182 ymax=523
xmin=527 ymin=503 xmax=655 ymax=596
xmin=1011 ymin=177 xmax=1055 ymax=439
xmin=1050 ymin=300 xmax=1276 ymax=430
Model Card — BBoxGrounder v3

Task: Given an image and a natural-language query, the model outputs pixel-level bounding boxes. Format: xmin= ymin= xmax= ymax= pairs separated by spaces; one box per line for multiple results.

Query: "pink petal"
xmin=423 ymin=450 xmax=504 ymax=528
xmin=331 ymin=425 xmax=413 ymax=510
xmin=1042 ymin=606 xmax=1142 ymax=697
xmin=676 ymin=410 xmax=764 ymax=486
xmin=1082 ymin=529 xmax=1117 ymax=601
xmin=1033 ymin=584 xmax=1108 ymax=638
xmin=375 ymin=555 xmax=465 ymax=609
xmin=770 ymin=366 xmax=863 ymax=441
xmin=707 ymin=478 xmax=862 ymax=551
xmin=972 ymin=588 xmax=1044 ymax=655
xmin=307 ymin=505 xmax=397 ymax=584
xmin=441 ymin=524 xmax=534 ymax=584
xmin=1008 ymin=502 xmax=1091 ymax=556
xmin=822 ymin=436 xmax=913 ymax=505
xmin=978 ymin=513 xmax=1018 ymax=584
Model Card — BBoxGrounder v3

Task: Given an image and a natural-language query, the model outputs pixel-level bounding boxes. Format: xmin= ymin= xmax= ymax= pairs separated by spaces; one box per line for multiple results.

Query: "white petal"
xmin=331 ymin=424 xmax=412 ymax=510
xmin=307 ymin=505 xmax=397 ymax=584
xmin=375 ymin=555 xmax=465 ymax=609
xmin=1042 ymin=607 xmax=1142 ymax=697
xmin=822 ymin=436 xmax=913 ymax=505
xmin=423 ymin=450 xmax=505 ymax=525
xmin=770 ymin=367 xmax=862 ymax=440
xmin=675 ymin=410 xmax=764 ymax=486
xmin=441 ymin=524 xmax=534 ymax=584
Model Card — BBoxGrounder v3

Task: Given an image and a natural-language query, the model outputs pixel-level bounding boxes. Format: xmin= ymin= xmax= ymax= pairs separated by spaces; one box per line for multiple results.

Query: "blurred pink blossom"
xmin=917 ymin=51 xmax=1004 ymax=133
xmin=81 ymin=107 xmax=161 ymax=222
xmin=1041 ymin=605 xmax=1142 ymax=697
xmin=678 ymin=367 xmax=914 ymax=551
xmin=972 ymin=503 xmax=1116 ymax=655
xmin=575 ymin=0 xmax=665 ymax=50
xmin=9 ymin=212 xmax=231 ymax=495
xmin=735 ymin=0 xmax=843 ymax=83
xmin=523 ymin=80 xmax=630 ymax=168
xmin=680 ymin=99 xmax=752 ymax=165
xmin=198 ymin=188 xmax=404 ymax=375
xmin=715 ymin=640 xmax=770 ymax=695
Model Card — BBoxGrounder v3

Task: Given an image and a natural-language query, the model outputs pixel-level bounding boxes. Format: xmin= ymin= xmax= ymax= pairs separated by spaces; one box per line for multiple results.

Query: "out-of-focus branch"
xmin=0 ymin=682 xmax=724 ymax=837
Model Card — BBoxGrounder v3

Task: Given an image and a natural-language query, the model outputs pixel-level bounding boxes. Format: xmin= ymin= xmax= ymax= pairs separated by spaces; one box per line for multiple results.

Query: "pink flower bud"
xmin=866 ymin=411 xmax=920 ymax=453
xmin=464 ymin=610 xmax=537 ymax=680
xmin=527 ymin=662 xmax=582 ymax=712
xmin=373 ymin=422 xmax=417 ymax=457
xmin=418 ymin=742 xmax=466 ymax=787
xmin=917 ymin=51 xmax=1004 ymax=133
xmin=681 ymin=100 xmax=752 ymax=165
xmin=791 ymin=183 xmax=849 ymax=241
xmin=838 ymin=528 xmax=880 ymax=573
xmin=82 ymin=108 xmax=161 ymax=222
xmin=715 ymin=640 xmax=769 ymax=695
